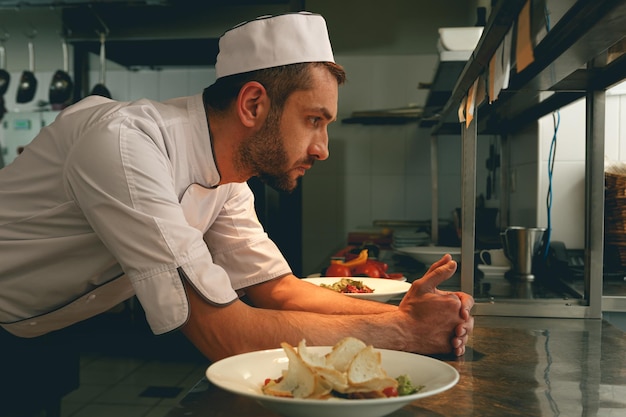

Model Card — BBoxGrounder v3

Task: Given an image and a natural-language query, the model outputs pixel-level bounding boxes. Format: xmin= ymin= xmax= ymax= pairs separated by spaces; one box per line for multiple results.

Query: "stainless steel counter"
xmin=164 ymin=316 xmax=626 ymax=417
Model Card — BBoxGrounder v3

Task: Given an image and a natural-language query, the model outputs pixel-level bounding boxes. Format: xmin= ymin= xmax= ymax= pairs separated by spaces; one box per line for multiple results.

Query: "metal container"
xmin=501 ymin=226 xmax=546 ymax=298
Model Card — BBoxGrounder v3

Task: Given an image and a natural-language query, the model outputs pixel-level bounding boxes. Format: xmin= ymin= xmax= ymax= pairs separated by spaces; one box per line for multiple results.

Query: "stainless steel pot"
xmin=501 ymin=226 xmax=546 ymax=278
xmin=501 ymin=226 xmax=546 ymax=299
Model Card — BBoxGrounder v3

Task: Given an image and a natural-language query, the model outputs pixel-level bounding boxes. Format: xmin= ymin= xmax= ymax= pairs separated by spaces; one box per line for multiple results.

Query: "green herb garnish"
xmin=396 ymin=374 xmax=424 ymax=396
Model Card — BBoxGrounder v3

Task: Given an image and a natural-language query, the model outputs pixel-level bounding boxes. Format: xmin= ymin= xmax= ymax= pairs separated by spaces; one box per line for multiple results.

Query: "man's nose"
xmin=310 ymin=130 xmax=329 ymax=161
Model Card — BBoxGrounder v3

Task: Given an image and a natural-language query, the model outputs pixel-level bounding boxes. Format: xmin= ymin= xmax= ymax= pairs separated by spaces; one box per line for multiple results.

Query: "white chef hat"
xmin=215 ymin=12 xmax=335 ymax=79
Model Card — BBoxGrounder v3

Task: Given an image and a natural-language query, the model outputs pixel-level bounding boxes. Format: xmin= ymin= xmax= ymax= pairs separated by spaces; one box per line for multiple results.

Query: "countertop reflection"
xmin=165 ymin=316 xmax=626 ymax=417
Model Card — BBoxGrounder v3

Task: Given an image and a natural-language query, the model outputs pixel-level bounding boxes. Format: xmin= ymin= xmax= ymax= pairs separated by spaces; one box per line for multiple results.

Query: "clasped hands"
xmin=399 ymin=254 xmax=474 ymax=356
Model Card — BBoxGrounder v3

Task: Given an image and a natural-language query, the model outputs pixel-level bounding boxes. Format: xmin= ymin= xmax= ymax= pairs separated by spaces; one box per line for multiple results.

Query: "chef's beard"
xmin=238 ymin=107 xmax=313 ymax=192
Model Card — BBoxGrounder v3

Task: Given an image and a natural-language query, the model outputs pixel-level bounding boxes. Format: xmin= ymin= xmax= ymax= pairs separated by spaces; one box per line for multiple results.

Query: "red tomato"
xmin=325 ymin=263 xmax=352 ymax=277
xmin=382 ymin=386 xmax=399 ymax=397
xmin=352 ymin=263 xmax=384 ymax=278
xmin=366 ymin=259 xmax=389 ymax=272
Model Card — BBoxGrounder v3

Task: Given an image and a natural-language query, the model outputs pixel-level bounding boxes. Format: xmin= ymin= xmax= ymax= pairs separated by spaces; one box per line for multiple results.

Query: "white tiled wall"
xmin=302 ymin=54 xmax=495 ymax=275
xmin=1 ymin=67 xmax=216 ymax=113
xmin=509 ymin=87 xmax=626 ymax=251
xmin=95 ymin=67 xmax=217 ymax=103
xmin=536 ymin=99 xmax=587 ymax=249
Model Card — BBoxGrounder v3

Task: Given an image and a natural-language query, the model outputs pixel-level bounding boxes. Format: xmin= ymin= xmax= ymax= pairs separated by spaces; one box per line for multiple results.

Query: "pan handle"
xmin=99 ymin=32 xmax=106 ymax=84
xmin=24 ymin=25 xmax=37 ymax=72
xmin=62 ymin=39 xmax=69 ymax=73
xmin=28 ymin=40 xmax=34 ymax=72
xmin=0 ymin=28 xmax=8 ymax=70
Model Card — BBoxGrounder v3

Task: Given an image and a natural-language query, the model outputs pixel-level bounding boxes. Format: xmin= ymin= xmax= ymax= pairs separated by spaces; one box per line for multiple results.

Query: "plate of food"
xmin=302 ymin=277 xmax=412 ymax=303
xmin=206 ymin=337 xmax=459 ymax=417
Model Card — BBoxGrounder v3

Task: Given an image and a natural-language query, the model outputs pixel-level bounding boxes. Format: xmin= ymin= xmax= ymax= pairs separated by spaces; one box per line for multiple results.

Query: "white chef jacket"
xmin=0 ymin=94 xmax=292 ymax=337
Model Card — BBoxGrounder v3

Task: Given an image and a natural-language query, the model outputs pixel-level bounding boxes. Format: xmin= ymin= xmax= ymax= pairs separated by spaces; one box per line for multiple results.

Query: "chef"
xmin=0 ymin=12 xmax=473 ymax=361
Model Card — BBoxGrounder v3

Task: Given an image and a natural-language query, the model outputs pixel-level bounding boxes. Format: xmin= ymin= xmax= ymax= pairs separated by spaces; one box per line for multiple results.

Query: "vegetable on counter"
xmin=330 ymin=249 xmax=368 ymax=268
xmin=323 ymin=248 xmax=403 ymax=279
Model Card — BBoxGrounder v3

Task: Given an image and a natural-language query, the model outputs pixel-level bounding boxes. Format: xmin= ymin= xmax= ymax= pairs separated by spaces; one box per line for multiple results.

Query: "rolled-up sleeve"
xmin=179 ymin=182 xmax=292 ymax=297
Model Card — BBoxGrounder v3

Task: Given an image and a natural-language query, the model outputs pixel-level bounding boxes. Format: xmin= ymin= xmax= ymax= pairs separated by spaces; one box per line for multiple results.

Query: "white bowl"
xmin=395 ymin=246 xmax=462 ymax=265
xmin=477 ymin=264 xmax=511 ymax=278
xmin=438 ymin=27 xmax=484 ymax=51
xmin=206 ymin=346 xmax=459 ymax=417
xmin=302 ymin=277 xmax=411 ymax=303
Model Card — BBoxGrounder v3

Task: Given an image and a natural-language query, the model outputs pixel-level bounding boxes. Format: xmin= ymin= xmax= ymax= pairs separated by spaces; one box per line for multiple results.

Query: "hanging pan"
xmin=0 ymin=30 xmax=10 ymax=96
xmin=49 ymin=36 xmax=74 ymax=106
xmin=16 ymin=30 xmax=37 ymax=104
xmin=90 ymin=31 xmax=111 ymax=99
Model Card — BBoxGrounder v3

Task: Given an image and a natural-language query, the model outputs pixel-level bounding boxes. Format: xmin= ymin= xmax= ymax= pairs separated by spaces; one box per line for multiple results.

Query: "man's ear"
xmin=236 ymin=81 xmax=268 ymax=128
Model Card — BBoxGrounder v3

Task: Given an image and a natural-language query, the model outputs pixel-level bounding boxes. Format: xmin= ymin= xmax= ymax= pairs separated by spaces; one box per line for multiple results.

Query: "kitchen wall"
xmin=0 ymin=1 xmax=492 ymax=276
xmin=507 ymin=88 xmax=626 ymax=251
xmin=303 ymin=56 xmax=471 ymax=275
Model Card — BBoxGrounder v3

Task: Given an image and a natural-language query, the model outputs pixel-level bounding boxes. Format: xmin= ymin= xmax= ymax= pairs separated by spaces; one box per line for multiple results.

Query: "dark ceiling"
xmin=0 ymin=0 xmax=300 ymax=67
xmin=0 ymin=0 xmax=291 ymax=8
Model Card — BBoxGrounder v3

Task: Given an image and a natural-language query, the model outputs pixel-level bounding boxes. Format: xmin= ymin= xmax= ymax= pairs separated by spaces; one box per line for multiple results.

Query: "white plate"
xmin=395 ymin=246 xmax=462 ymax=265
xmin=477 ymin=264 xmax=511 ymax=277
xmin=387 ymin=275 xmax=408 ymax=282
xmin=206 ymin=346 xmax=459 ymax=417
xmin=392 ymin=231 xmax=430 ymax=247
xmin=302 ymin=277 xmax=411 ymax=303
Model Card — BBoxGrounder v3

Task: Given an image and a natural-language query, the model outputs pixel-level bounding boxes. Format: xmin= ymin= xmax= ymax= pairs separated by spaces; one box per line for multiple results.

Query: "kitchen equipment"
xmin=90 ymin=31 xmax=111 ymax=98
xmin=392 ymin=229 xmax=430 ymax=248
xmin=49 ymin=36 xmax=73 ymax=106
xmin=479 ymin=248 xmax=510 ymax=267
xmin=501 ymin=226 xmax=546 ymax=298
xmin=477 ymin=264 xmax=512 ymax=297
xmin=0 ymin=30 xmax=10 ymax=96
xmin=395 ymin=245 xmax=462 ymax=265
xmin=437 ymin=26 xmax=484 ymax=61
xmin=16 ymin=29 xmax=37 ymax=104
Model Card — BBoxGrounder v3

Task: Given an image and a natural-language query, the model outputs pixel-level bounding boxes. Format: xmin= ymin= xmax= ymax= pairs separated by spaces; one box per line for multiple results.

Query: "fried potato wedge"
xmin=315 ymin=365 xmax=350 ymax=393
xmin=297 ymin=339 xmax=326 ymax=368
xmin=263 ymin=338 xmax=398 ymax=399
xmin=262 ymin=342 xmax=332 ymax=399
xmin=325 ymin=336 xmax=367 ymax=373
xmin=347 ymin=345 xmax=398 ymax=392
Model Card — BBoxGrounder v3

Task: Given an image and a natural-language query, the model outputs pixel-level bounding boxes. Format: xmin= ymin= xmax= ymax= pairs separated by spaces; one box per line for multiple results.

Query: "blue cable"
xmin=544 ymin=111 xmax=560 ymax=260
xmin=542 ymin=5 xmax=557 ymax=261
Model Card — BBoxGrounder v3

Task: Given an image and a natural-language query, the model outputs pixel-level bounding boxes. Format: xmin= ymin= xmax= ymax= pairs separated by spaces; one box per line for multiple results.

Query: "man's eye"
xmin=309 ymin=117 xmax=321 ymax=126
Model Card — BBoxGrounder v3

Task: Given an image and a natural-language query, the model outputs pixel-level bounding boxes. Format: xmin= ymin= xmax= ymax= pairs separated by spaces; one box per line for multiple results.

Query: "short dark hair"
xmin=203 ymin=62 xmax=346 ymax=114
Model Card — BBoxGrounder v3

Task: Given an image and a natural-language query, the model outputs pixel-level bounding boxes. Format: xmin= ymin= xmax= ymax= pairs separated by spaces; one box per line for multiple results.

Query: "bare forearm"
xmin=246 ymin=274 xmax=397 ymax=315
xmin=181 ymin=263 xmax=472 ymax=362
xmin=182 ymin=293 xmax=406 ymax=362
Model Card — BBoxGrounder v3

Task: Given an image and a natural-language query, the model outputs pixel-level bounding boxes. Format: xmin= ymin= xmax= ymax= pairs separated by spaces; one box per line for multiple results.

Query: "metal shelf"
xmin=431 ymin=0 xmax=626 ymax=137
xmin=419 ymin=60 xmax=466 ymax=128
xmin=430 ymin=0 xmax=626 ymax=317
xmin=429 ymin=0 xmax=527 ymax=135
